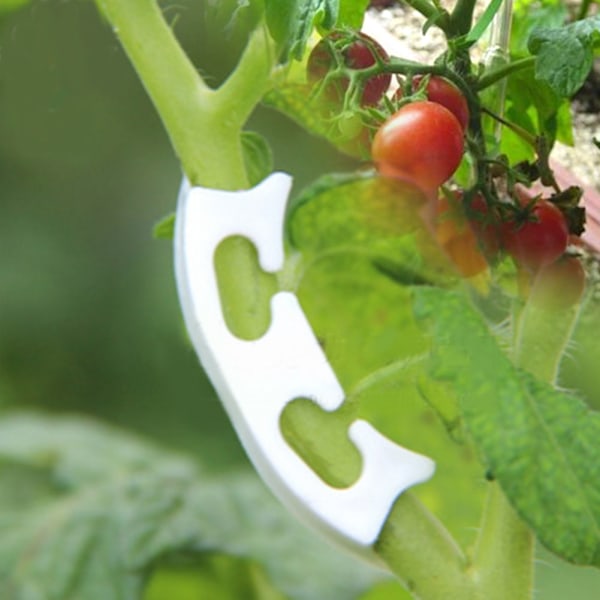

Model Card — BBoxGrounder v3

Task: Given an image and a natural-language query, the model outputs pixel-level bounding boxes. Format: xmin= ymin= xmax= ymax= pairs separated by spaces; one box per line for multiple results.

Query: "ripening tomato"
xmin=501 ymin=200 xmax=569 ymax=270
xmin=435 ymin=195 xmax=489 ymax=278
xmin=394 ymin=76 xmax=470 ymax=131
xmin=307 ymin=31 xmax=391 ymax=106
xmin=529 ymin=256 xmax=586 ymax=310
xmin=372 ymin=101 xmax=464 ymax=192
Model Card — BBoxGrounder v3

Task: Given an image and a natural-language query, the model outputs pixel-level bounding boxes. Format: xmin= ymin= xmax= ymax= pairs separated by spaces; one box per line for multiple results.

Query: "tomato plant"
xmin=372 ymin=101 xmax=464 ymax=192
xmin=2 ymin=1 xmax=600 ymax=600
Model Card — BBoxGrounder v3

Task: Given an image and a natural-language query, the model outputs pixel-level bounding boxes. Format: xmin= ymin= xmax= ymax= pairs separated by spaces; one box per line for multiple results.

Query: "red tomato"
xmin=307 ymin=31 xmax=391 ymax=106
xmin=529 ymin=256 xmax=586 ymax=310
xmin=501 ymin=200 xmax=569 ymax=271
xmin=395 ymin=76 xmax=470 ymax=131
xmin=435 ymin=195 xmax=489 ymax=278
xmin=372 ymin=101 xmax=464 ymax=192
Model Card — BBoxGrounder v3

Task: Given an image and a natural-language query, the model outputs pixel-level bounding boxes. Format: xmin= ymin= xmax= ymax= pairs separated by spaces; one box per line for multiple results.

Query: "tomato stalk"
xmin=448 ymin=0 xmax=478 ymax=37
xmin=476 ymin=56 xmax=536 ymax=92
xmin=402 ymin=0 xmax=451 ymax=32
xmin=93 ymin=0 xmax=279 ymax=339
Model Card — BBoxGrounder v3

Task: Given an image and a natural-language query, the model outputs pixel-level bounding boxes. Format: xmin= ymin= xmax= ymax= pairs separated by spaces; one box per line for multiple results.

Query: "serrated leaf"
xmin=510 ymin=1 xmax=568 ymax=57
xmin=412 ymin=287 xmax=600 ymax=566
xmin=242 ymin=130 xmax=274 ymax=187
xmin=265 ymin=0 xmax=338 ymax=61
xmin=287 ymin=172 xmax=454 ymax=285
xmin=0 ymin=412 xmax=384 ymax=600
xmin=528 ymin=15 xmax=600 ymax=97
xmin=284 ymin=174 xmax=487 ymax=546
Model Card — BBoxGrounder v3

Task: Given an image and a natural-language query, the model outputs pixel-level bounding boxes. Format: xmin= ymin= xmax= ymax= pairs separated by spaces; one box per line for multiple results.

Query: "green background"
xmin=0 ymin=1 xmax=598 ymax=598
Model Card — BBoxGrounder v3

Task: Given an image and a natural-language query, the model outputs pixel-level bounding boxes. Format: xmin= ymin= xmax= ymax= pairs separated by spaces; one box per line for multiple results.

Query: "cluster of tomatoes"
xmin=307 ymin=30 xmax=586 ymax=310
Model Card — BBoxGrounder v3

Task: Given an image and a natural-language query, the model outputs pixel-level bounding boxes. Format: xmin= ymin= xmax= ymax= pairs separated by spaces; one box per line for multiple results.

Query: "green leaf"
xmin=500 ymin=65 xmax=572 ymax=160
xmin=510 ymin=1 xmax=568 ymax=57
xmin=412 ymin=287 xmax=600 ymax=566
xmin=241 ymin=130 xmax=274 ymax=187
xmin=463 ymin=0 xmax=504 ymax=46
xmin=0 ymin=412 xmax=384 ymax=600
xmin=528 ymin=15 xmax=600 ymax=97
xmin=153 ymin=212 xmax=175 ymax=240
xmin=337 ymin=0 xmax=370 ymax=29
xmin=284 ymin=174 xmax=487 ymax=547
xmin=265 ymin=0 xmax=338 ymax=61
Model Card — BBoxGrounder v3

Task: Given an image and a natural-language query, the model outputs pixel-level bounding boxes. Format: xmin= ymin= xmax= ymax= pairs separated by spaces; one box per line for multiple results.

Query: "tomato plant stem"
xmin=403 ymin=0 xmax=450 ymax=30
xmin=93 ymin=0 xmax=275 ymax=190
xmin=476 ymin=56 xmax=536 ymax=92
xmin=512 ymin=299 xmax=582 ymax=384
xmin=376 ymin=492 xmax=478 ymax=600
xmin=470 ymin=483 xmax=534 ymax=600
xmin=93 ymin=0 xmax=279 ymax=338
xmin=449 ymin=0 xmax=477 ymax=36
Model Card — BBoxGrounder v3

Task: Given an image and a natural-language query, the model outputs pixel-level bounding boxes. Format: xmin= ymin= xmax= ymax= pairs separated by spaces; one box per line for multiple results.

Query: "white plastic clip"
xmin=174 ymin=173 xmax=435 ymax=561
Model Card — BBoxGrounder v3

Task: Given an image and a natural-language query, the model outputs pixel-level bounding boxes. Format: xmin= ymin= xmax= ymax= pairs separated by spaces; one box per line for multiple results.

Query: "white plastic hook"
xmin=174 ymin=172 xmax=435 ymax=562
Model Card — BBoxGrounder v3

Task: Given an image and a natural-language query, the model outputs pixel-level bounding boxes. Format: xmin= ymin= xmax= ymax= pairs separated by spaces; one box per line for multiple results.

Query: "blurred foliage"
xmin=0 ymin=0 xmax=352 ymax=463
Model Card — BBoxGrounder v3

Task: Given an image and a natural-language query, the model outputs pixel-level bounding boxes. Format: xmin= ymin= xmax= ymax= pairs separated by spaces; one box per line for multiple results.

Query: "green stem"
xmin=512 ymin=300 xmax=581 ymax=383
xmin=577 ymin=0 xmax=593 ymax=20
xmin=404 ymin=0 xmax=450 ymax=28
xmin=94 ymin=0 xmax=275 ymax=190
xmin=94 ymin=0 xmax=279 ymax=339
xmin=477 ymin=56 xmax=535 ymax=92
xmin=449 ymin=0 xmax=477 ymax=36
xmin=470 ymin=483 xmax=534 ymax=600
xmin=481 ymin=107 xmax=537 ymax=147
xmin=376 ymin=493 xmax=478 ymax=600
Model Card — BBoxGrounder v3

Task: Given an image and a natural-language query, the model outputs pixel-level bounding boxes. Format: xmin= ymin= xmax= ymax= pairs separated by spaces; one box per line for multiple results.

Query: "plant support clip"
xmin=174 ymin=172 xmax=435 ymax=562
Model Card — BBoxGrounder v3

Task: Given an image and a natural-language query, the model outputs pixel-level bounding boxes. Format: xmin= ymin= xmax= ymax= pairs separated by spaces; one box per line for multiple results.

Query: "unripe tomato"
xmin=394 ymin=76 xmax=470 ymax=131
xmin=501 ymin=200 xmax=569 ymax=271
xmin=307 ymin=31 xmax=391 ymax=106
xmin=529 ymin=256 xmax=586 ymax=310
xmin=372 ymin=101 xmax=465 ymax=192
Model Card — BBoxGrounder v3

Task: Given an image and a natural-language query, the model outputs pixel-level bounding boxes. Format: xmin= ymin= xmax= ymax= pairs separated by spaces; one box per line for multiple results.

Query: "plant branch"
xmin=93 ymin=0 xmax=276 ymax=190
xmin=449 ymin=0 xmax=477 ymax=36
xmin=477 ymin=56 xmax=536 ymax=91
xmin=214 ymin=22 xmax=278 ymax=133
xmin=376 ymin=492 xmax=478 ymax=600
